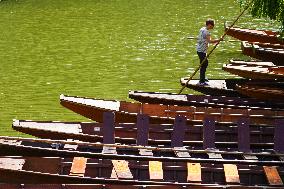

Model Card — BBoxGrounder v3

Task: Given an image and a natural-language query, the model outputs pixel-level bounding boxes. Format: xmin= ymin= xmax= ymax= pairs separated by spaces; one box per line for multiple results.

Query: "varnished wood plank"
xmin=102 ymin=146 xmax=117 ymax=154
xmin=64 ymin=139 xmax=78 ymax=150
xmin=111 ymin=167 xmax=118 ymax=179
xmin=139 ymin=148 xmax=153 ymax=156
xmin=142 ymin=103 xmax=167 ymax=117
xmin=174 ymin=147 xmax=190 ymax=157
xmin=112 ymin=160 xmax=133 ymax=179
xmin=69 ymin=157 xmax=87 ymax=177
xmin=187 ymin=163 xmax=201 ymax=182
xmin=0 ymin=158 xmax=25 ymax=170
xmin=263 ymin=166 xmax=283 ymax=186
xmin=207 ymin=151 xmax=222 ymax=159
xmin=223 ymin=164 xmax=240 ymax=183
xmin=243 ymin=155 xmax=258 ymax=160
xmin=149 ymin=161 xmax=163 ymax=180
xmin=0 ymin=139 xmax=22 ymax=146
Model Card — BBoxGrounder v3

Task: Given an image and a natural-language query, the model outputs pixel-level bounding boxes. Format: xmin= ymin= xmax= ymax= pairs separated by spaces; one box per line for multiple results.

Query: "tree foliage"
xmin=239 ymin=0 xmax=284 ymax=32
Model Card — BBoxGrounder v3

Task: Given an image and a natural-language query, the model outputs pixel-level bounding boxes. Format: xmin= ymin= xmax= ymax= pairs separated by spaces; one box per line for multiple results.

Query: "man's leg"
xmin=201 ymin=59 xmax=209 ymax=82
xmin=197 ymin=52 xmax=208 ymax=83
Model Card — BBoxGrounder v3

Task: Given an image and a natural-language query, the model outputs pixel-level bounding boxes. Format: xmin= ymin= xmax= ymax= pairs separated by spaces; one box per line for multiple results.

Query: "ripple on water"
xmin=150 ymin=80 xmax=162 ymax=83
xmin=134 ymin=57 xmax=144 ymax=61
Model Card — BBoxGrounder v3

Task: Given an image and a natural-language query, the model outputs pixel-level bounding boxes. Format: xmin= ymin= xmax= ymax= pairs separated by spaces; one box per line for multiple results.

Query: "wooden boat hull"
xmin=12 ymin=120 xmax=276 ymax=145
xmin=224 ymin=22 xmax=283 ymax=44
xmin=0 ymin=184 xmax=150 ymax=189
xmin=60 ymin=94 xmax=284 ymax=126
xmin=3 ymin=115 xmax=284 ymax=186
xmin=255 ymin=47 xmax=284 ymax=66
xmin=0 ymin=133 xmax=281 ymax=161
xmin=236 ymin=84 xmax=284 ymax=102
xmin=129 ymin=90 xmax=284 ymax=109
xmin=1 ymin=156 xmax=283 ymax=186
xmin=241 ymin=41 xmax=284 ymax=66
xmin=241 ymin=41 xmax=261 ymax=60
xmin=222 ymin=64 xmax=284 ymax=80
xmin=180 ymin=78 xmax=247 ymax=97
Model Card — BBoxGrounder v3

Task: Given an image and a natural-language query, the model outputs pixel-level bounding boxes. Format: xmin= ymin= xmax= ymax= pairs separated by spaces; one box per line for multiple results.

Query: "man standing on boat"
xmin=196 ymin=19 xmax=221 ymax=85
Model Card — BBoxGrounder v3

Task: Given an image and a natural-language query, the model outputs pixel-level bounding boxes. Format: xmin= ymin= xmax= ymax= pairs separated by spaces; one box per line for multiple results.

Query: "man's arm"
xmin=206 ymin=34 xmax=220 ymax=43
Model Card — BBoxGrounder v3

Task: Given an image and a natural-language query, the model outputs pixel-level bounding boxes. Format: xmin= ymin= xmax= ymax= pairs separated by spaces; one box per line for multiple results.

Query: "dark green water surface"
xmin=0 ymin=0 xmax=279 ymax=135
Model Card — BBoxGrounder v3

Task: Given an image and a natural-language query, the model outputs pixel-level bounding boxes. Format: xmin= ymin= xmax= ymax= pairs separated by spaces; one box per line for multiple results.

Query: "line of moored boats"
xmin=1 ymin=23 xmax=284 ymax=188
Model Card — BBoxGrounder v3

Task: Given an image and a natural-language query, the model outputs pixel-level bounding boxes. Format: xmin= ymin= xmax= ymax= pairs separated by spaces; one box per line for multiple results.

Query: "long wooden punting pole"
xmin=178 ymin=1 xmax=253 ymax=94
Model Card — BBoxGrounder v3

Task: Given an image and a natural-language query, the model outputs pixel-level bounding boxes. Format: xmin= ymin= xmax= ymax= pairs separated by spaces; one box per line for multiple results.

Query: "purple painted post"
xmin=237 ymin=118 xmax=250 ymax=153
xmin=274 ymin=119 xmax=284 ymax=153
xmin=136 ymin=114 xmax=150 ymax=146
xmin=171 ymin=115 xmax=186 ymax=148
xmin=203 ymin=117 xmax=215 ymax=149
xmin=103 ymin=112 xmax=115 ymax=144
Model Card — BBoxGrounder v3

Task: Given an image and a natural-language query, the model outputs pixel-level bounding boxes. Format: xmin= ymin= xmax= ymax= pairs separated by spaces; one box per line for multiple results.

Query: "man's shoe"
xmin=197 ymin=81 xmax=209 ymax=86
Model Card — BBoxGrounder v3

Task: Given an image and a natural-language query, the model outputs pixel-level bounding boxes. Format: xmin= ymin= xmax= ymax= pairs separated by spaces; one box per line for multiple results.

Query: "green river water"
xmin=0 ymin=0 xmax=279 ymax=136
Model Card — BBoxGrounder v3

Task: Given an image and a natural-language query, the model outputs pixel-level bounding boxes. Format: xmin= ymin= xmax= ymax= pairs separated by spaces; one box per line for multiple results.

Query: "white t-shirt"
xmin=196 ymin=27 xmax=210 ymax=53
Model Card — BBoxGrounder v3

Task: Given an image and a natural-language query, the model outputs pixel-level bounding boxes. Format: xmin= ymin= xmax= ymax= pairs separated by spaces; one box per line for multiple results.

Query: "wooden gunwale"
xmin=129 ymin=90 xmax=284 ymax=110
xmin=222 ymin=64 xmax=284 ymax=80
xmin=0 ymin=137 xmax=283 ymax=164
xmin=12 ymin=119 xmax=275 ymax=145
xmin=241 ymin=41 xmax=284 ymax=66
xmin=59 ymin=95 xmax=284 ymax=127
xmin=1 ymin=185 xmax=283 ymax=189
xmin=224 ymin=22 xmax=283 ymax=44
xmin=236 ymin=84 xmax=284 ymax=102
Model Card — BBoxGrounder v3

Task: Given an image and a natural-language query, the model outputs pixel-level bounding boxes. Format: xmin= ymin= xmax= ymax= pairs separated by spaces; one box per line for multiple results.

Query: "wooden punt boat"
xmin=222 ymin=64 xmax=284 ymax=80
xmin=0 ymin=184 xmax=199 ymax=189
xmin=236 ymin=84 xmax=284 ymax=103
xmin=3 ymin=186 xmax=284 ymax=189
xmin=224 ymin=22 xmax=283 ymax=44
xmin=60 ymin=94 xmax=284 ymax=126
xmin=128 ymin=90 xmax=284 ymax=109
xmin=4 ymin=114 xmax=284 ymax=186
xmin=180 ymin=78 xmax=246 ymax=97
xmin=2 ymin=117 xmax=284 ymax=186
xmin=9 ymin=185 xmax=284 ymax=189
xmin=2 ymin=185 xmax=153 ymax=189
xmin=5 ymin=113 xmax=284 ymax=154
xmin=255 ymin=46 xmax=284 ymax=66
xmin=1 ymin=156 xmax=284 ymax=187
xmin=0 ymin=129 xmax=282 ymax=162
xmin=12 ymin=118 xmax=276 ymax=145
xmin=241 ymin=41 xmax=284 ymax=66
